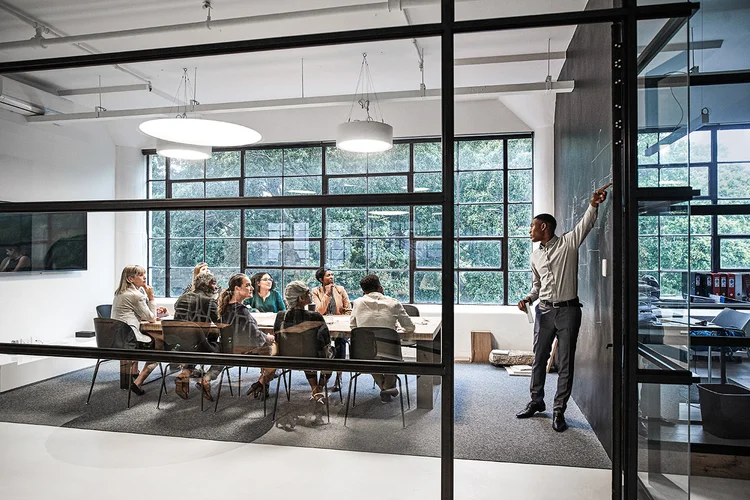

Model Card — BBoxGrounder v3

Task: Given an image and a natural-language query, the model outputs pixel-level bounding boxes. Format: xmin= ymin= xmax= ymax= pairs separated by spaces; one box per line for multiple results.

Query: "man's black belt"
xmin=541 ymin=298 xmax=581 ymax=308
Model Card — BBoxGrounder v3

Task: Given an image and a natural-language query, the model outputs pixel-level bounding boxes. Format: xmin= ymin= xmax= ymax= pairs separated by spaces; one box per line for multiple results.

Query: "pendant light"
xmin=140 ymin=68 xmax=261 ymax=147
xmin=156 ymin=139 xmax=212 ymax=160
xmin=336 ymin=53 xmax=393 ymax=153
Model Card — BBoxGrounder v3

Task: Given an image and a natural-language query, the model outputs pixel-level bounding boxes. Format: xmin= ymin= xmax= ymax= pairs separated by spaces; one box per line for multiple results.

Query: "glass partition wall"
xmin=0 ymin=2 xmax=718 ymax=499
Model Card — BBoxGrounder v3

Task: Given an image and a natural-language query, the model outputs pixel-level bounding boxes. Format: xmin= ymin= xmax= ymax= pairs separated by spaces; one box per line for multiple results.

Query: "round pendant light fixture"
xmin=140 ymin=118 xmax=261 ymax=147
xmin=139 ymin=68 xmax=261 ymax=148
xmin=337 ymin=53 xmax=393 ymax=153
xmin=336 ymin=120 xmax=393 ymax=153
xmin=156 ymin=139 xmax=212 ymax=160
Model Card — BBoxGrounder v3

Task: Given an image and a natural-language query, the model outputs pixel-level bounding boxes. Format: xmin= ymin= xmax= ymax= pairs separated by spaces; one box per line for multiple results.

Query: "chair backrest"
xmin=276 ymin=327 xmax=321 ymax=358
xmin=93 ymin=318 xmax=136 ymax=349
xmin=402 ymin=304 xmax=420 ymax=317
xmin=96 ymin=304 xmax=112 ymax=319
xmin=712 ymin=308 xmax=750 ymax=334
xmin=161 ymin=320 xmax=211 ymax=352
xmin=350 ymin=327 xmax=402 ymax=361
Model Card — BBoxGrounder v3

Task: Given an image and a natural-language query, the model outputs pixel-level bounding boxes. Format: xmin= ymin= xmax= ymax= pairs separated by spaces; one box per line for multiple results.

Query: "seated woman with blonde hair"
xmin=274 ymin=280 xmax=333 ymax=404
xmin=111 ymin=265 xmax=167 ymax=395
xmin=218 ymin=273 xmax=278 ymax=398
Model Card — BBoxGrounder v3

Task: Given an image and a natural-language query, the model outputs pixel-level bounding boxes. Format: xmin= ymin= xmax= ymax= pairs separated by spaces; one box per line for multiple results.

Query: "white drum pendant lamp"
xmin=156 ymin=139 xmax=212 ymax=160
xmin=336 ymin=120 xmax=393 ymax=153
xmin=336 ymin=53 xmax=393 ymax=153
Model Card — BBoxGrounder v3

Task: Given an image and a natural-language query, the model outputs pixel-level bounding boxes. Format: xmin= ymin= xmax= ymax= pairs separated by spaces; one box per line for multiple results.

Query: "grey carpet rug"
xmin=0 ymin=362 xmax=611 ymax=469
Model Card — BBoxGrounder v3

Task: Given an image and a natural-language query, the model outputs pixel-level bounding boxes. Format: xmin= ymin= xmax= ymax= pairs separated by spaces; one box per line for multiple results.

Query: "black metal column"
xmin=622 ymin=2 xmax=640 ymax=498
xmin=440 ymin=0 xmax=455 ymax=498
xmin=611 ymin=21 xmax=625 ymax=500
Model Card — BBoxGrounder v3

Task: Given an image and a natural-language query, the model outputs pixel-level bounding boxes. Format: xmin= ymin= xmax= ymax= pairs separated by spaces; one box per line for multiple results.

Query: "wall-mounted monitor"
xmin=0 ymin=212 xmax=87 ymax=273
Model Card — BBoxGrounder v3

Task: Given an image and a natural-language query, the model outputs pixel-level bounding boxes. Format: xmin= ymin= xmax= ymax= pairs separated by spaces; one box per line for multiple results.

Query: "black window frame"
xmin=146 ymin=134 xmax=534 ymax=304
xmin=637 ymin=123 xmax=750 ymax=295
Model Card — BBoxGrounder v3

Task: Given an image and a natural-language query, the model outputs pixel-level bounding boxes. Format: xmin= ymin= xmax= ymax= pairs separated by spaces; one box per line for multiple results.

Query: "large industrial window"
xmin=147 ymin=135 xmax=533 ymax=304
xmin=637 ymin=125 xmax=750 ymax=297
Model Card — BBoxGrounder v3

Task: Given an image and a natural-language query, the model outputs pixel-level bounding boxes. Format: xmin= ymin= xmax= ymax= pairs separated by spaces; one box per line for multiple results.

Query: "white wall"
xmin=114 ymin=146 xmax=147 ymax=282
xmin=0 ymin=111 xmax=116 ymax=343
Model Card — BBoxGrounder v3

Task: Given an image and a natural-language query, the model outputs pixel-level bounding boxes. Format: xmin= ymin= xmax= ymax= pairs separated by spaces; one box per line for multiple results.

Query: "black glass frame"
xmin=0 ymin=2 xmax=705 ymax=499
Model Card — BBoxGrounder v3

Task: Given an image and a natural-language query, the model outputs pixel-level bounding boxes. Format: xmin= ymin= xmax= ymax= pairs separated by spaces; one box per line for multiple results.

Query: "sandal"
xmin=247 ymin=381 xmax=262 ymax=397
xmin=312 ymin=392 xmax=327 ymax=404
xmin=197 ymin=379 xmax=213 ymax=402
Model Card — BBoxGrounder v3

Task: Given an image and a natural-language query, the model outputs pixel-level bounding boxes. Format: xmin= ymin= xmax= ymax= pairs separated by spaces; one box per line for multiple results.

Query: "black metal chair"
xmin=214 ymin=324 xmax=288 ymax=415
xmin=96 ymin=304 xmax=112 ymax=319
xmin=402 ymin=304 xmax=420 ymax=317
xmin=399 ymin=304 xmax=420 ymax=364
xmin=272 ymin=327 xmax=330 ymax=423
xmin=158 ymin=320 xmax=216 ymax=411
xmin=345 ymin=327 xmax=410 ymax=428
xmin=88 ymin=318 xmax=164 ymax=409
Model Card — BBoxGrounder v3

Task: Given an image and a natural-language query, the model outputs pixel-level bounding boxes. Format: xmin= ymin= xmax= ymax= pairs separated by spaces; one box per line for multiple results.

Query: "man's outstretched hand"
xmin=590 ymin=183 xmax=612 ymax=208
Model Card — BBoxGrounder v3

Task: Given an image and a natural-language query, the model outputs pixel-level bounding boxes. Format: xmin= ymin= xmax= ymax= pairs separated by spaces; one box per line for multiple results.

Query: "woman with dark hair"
xmin=248 ymin=272 xmax=286 ymax=313
xmin=311 ymin=267 xmax=351 ymax=392
xmin=0 ymin=245 xmax=30 ymax=272
xmin=274 ymin=280 xmax=333 ymax=404
xmin=217 ymin=273 xmax=278 ymax=398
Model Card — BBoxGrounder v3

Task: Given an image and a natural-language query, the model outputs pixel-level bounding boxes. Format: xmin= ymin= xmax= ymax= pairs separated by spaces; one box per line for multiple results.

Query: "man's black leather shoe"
xmin=552 ymin=410 xmax=568 ymax=432
xmin=516 ymin=401 xmax=545 ymax=419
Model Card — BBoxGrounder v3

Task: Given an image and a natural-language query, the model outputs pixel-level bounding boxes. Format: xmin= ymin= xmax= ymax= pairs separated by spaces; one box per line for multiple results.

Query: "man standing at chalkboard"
xmin=516 ymin=183 xmax=611 ymax=432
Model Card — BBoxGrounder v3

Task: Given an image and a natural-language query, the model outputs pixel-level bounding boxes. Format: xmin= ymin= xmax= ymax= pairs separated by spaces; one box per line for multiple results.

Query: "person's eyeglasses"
xmin=261 ymin=278 xmax=273 ymax=282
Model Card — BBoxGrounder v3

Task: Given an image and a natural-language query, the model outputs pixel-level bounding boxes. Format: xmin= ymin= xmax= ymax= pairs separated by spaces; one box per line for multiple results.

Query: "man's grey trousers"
xmin=529 ymin=302 xmax=582 ymax=412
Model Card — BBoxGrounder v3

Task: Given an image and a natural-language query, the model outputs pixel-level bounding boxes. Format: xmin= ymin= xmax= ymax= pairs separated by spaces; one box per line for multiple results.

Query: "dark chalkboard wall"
xmin=554 ymin=16 xmax=614 ymax=456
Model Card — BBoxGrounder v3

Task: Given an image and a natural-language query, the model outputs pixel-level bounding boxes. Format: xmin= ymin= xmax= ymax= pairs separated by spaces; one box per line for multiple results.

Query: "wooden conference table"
xmin=140 ymin=312 xmax=443 ymax=409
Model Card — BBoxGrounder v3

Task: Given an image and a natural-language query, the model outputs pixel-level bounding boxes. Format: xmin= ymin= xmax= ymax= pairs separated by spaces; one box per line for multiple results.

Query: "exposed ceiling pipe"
xmin=57 ymin=83 xmax=152 ymax=96
xmin=455 ymin=52 xmax=567 ymax=66
xmin=0 ymin=0 xmax=481 ymax=51
xmin=26 ymin=80 xmax=575 ymax=124
xmin=0 ymin=0 xmax=179 ymax=104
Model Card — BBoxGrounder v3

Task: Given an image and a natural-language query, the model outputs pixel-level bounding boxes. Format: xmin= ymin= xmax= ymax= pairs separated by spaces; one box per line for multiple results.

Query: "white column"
xmin=533 ymin=125 xmax=555 ymax=216
xmin=114 ymin=146 xmax=147 ymax=281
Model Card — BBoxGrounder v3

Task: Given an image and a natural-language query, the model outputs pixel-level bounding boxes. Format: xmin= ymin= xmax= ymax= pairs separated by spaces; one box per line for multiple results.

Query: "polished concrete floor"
xmin=0 ymin=421 xmax=610 ymax=500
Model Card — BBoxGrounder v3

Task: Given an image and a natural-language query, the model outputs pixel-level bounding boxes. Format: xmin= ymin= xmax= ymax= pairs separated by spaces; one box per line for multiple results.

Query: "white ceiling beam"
xmin=26 ymin=81 xmax=575 ymax=124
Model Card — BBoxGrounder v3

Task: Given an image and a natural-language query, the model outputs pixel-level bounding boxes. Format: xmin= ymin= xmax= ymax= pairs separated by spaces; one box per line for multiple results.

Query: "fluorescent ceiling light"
xmin=370 ymin=210 xmax=408 ymax=216
xmin=156 ymin=139 xmax=212 ymax=160
xmin=414 ymin=187 xmax=430 ymax=192
xmin=140 ymin=118 xmax=261 ymax=147
xmin=287 ymin=189 xmax=316 ymax=195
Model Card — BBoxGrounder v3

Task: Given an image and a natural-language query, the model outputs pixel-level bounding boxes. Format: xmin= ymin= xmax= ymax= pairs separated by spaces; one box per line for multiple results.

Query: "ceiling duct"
xmin=0 ymin=78 xmax=45 ymax=116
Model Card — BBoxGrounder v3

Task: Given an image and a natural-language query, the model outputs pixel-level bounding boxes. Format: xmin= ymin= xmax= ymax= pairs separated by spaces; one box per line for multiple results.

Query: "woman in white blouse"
xmin=111 ymin=265 xmax=166 ymax=395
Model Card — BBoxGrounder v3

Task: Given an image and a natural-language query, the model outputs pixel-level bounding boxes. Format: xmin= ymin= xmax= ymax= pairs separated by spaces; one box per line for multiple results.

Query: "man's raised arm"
xmin=568 ymin=183 xmax=611 ymax=248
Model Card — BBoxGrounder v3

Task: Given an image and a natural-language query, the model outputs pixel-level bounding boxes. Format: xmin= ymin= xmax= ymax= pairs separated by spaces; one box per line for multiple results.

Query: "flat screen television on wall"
xmin=0 ymin=212 xmax=87 ymax=273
